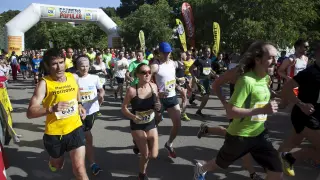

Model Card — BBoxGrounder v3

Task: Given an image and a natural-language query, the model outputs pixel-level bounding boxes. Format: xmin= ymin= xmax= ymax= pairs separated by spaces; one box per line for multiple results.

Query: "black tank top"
xmin=176 ymin=61 xmax=185 ymax=78
xmin=130 ymin=83 xmax=156 ymax=114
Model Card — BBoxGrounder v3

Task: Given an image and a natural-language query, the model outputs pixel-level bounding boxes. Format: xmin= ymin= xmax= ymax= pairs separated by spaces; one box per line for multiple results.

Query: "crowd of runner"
xmin=0 ymin=38 xmax=319 ymax=180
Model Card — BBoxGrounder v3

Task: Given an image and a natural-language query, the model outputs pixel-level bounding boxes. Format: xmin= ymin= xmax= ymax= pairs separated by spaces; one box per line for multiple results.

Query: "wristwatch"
xmin=78 ymin=101 xmax=83 ymax=106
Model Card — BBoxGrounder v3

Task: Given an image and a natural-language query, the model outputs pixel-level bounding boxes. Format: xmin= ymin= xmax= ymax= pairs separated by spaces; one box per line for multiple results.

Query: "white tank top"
xmin=154 ymin=60 xmax=176 ymax=97
xmin=287 ymin=54 xmax=308 ymax=78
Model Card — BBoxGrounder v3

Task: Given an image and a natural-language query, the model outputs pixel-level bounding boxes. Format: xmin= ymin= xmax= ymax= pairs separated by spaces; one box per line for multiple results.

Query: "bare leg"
xmin=167 ymin=105 xmax=181 ymax=143
xmin=69 ymin=146 xmax=89 ymax=180
xmin=84 ymin=131 xmax=95 ymax=164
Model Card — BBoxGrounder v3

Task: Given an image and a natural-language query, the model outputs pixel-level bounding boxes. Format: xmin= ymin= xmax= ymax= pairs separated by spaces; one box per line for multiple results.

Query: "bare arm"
xmin=226 ymin=104 xmax=265 ymax=119
xmin=189 ymin=64 xmax=197 ymax=79
xmin=281 ymin=79 xmax=300 ymax=105
xmin=150 ymin=63 xmax=159 ymax=75
xmin=121 ymin=87 xmax=136 ymax=120
xmin=277 ymin=58 xmax=291 ymax=81
xmin=26 ymin=80 xmax=47 ymax=119
xmin=212 ymin=68 xmax=237 ymax=106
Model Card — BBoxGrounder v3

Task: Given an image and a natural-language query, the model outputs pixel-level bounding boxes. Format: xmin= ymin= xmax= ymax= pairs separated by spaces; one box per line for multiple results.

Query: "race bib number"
xmin=99 ymin=77 xmax=106 ymax=85
xmin=136 ymin=109 xmax=155 ymax=124
xmin=55 ymin=99 xmax=78 ymax=120
xmin=80 ymin=90 xmax=96 ymax=102
xmin=165 ymin=79 xmax=176 ymax=92
xmin=35 ymin=64 xmax=40 ymax=69
xmin=203 ymin=67 xmax=211 ymax=75
xmin=178 ymin=77 xmax=185 ymax=85
xmin=251 ymin=102 xmax=268 ymax=122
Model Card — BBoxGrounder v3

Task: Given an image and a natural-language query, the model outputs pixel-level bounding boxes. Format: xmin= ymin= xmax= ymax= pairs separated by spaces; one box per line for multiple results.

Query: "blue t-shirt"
xmin=32 ymin=58 xmax=42 ymax=72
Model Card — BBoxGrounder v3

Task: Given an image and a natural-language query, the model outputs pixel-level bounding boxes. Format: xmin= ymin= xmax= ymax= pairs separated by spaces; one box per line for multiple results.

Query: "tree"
xmin=101 ymin=7 xmax=117 ymax=17
xmin=117 ymin=0 xmax=159 ymax=18
xmin=0 ymin=10 xmax=21 ymax=49
xmin=120 ymin=0 xmax=174 ymax=48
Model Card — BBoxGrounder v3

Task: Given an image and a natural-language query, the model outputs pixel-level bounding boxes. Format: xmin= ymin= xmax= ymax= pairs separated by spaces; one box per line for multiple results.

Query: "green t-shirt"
xmin=128 ymin=60 xmax=149 ymax=85
xmin=102 ymin=54 xmax=112 ymax=69
xmin=86 ymin=53 xmax=95 ymax=62
xmin=227 ymin=71 xmax=271 ymax=137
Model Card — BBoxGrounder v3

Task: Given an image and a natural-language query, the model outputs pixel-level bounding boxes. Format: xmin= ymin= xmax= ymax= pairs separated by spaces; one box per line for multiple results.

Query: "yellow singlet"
xmin=183 ymin=59 xmax=194 ymax=76
xmin=65 ymin=57 xmax=74 ymax=69
xmin=42 ymin=72 xmax=82 ymax=135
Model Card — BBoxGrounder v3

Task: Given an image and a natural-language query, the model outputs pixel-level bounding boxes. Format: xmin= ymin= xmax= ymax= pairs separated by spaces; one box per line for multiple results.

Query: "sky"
xmin=0 ymin=0 xmax=121 ymax=14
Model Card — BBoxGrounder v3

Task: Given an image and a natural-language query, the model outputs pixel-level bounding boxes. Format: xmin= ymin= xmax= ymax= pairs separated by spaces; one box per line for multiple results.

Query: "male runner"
xmin=31 ymin=52 xmax=42 ymax=84
xmin=18 ymin=51 xmax=29 ymax=79
xmin=27 ymin=48 xmax=88 ymax=180
xmin=126 ymin=50 xmax=149 ymax=86
xmin=151 ymin=42 xmax=181 ymax=158
xmin=189 ymin=46 xmax=217 ymax=117
xmin=277 ymin=39 xmax=309 ymax=96
xmin=65 ymin=48 xmax=74 ymax=72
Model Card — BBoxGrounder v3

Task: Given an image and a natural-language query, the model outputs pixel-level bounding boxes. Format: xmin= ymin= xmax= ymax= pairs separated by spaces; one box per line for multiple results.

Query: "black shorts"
xmin=216 ymin=130 xmax=282 ymax=172
xmin=160 ymin=96 xmax=179 ymax=111
xmin=130 ymin=119 xmax=156 ymax=131
xmin=115 ymin=77 xmax=124 ymax=84
xmin=291 ymin=105 xmax=320 ymax=134
xmin=43 ymin=127 xmax=85 ymax=159
xmin=82 ymin=113 xmax=97 ymax=132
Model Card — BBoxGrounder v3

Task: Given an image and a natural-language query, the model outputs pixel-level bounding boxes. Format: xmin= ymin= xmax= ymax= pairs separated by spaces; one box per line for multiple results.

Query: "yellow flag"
xmin=213 ymin=22 xmax=221 ymax=54
xmin=176 ymin=19 xmax=187 ymax=52
xmin=139 ymin=30 xmax=145 ymax=52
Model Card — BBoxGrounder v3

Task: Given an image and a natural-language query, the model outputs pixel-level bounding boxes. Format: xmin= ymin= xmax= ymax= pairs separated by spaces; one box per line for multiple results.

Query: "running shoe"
xmin=48 ymin=162 xmax=57 ymax=172
xmin=91 ymin=163 xmax=102 ymax=176
xmin=250 ymin=172 xmax=263 ymax=180
xmin=181 ymin=113 xmax=191 ymax=121
xmin=196 ymin=110 xmax=206 ymax=118
xmin=197 ymin=123 xmax=208 ymax=139
xmin=280 ymin=152 xmax=295 ymax=176
xmin=96 ymin=111 xmax=102 ymax=116
xmin=164 ymin=143 xmax=177 ymax=158
xmin=138 ymin=173 xmax=149 ymax=180
xmin=194 ymin=162 xmax=206 ymax=180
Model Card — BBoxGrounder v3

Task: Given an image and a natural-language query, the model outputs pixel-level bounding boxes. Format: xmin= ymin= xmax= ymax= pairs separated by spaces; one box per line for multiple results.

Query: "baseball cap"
xmin=159 ymin=42 xmax=172 ymax=53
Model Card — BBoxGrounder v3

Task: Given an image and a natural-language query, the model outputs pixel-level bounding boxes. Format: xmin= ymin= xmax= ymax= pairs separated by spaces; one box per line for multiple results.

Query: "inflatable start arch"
xmin=4 ymin=3 xmax=120 ymax=55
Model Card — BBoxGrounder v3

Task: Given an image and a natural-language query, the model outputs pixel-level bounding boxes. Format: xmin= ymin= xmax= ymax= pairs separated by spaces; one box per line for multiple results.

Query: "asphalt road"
xmin=4 ymin=78 xmax=320 ymax=180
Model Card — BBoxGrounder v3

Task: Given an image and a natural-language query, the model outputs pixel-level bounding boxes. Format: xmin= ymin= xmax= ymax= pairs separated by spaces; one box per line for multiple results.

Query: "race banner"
xmin=181 ymin=2 xmax=195 ymax=48
xmin=175 ymin=19 xmax=187 ymax=52
xmin=139 ymin=30 xmax=145 ymax=52
xmin=40 ymin=6 xmax=98 ymax=21
xmin=213 ymin=22 xmax=221 ymax=54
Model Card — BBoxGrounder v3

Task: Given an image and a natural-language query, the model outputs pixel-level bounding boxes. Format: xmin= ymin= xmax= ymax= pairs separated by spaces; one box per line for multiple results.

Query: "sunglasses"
xmin=139 ymin=70 xmax=151 ymax=75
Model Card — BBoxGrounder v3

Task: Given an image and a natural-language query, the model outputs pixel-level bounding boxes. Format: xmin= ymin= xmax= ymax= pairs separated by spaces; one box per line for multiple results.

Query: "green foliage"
xmin=119 ymin=0 xmax=174 ymax=49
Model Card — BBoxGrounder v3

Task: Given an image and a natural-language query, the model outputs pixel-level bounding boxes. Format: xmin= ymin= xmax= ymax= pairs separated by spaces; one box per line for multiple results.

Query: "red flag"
xmin=181 ymin=2 xmax=195 ymax=48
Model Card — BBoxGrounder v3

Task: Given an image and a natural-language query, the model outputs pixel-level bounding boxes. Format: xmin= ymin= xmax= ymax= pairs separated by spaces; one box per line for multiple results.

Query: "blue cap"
xmin=159 ymin=42 xmax=172 ymax=53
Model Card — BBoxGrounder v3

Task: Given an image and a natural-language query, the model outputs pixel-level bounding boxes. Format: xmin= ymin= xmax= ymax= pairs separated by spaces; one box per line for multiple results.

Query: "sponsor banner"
xmin=175 ymin=19 xmax=187 ymax=52
xmin=7 ymin=36 xmax=22 ymax=56
xmin=40 ymin=6 xmax=98 ymax=21
xmin=139 ymin=30 xmax=145 ymax=52
xmin=213 ymin=22 xmax=221 ymax=54
xmin=112 ymin=37 xmax=122 ymax=48
xmin=181 ymin=2 xmax=195 ymax=48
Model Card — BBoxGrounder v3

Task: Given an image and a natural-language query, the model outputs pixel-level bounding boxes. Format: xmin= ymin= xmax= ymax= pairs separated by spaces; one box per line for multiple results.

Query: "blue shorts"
xmin=160 ymin=96 xmax=179 ymax=111
xmin=33 ymin=69 xmax=39 ymax=73
xmin=20 ymin=65 xmax=27 ymax=71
